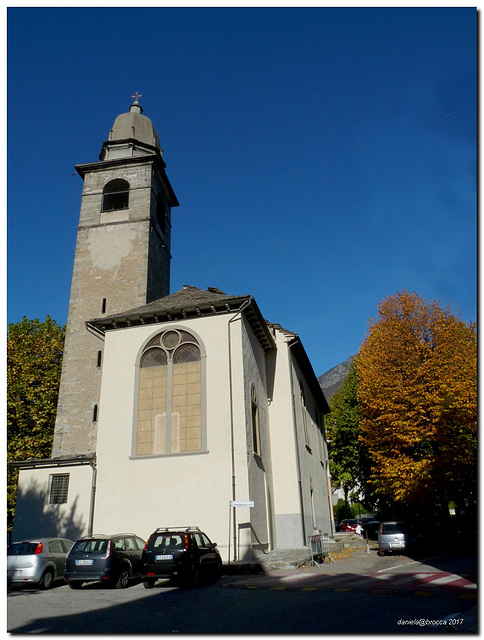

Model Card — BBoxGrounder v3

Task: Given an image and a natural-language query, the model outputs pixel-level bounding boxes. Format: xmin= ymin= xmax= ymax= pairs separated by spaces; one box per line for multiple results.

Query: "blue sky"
xmin=7 ymin=7 xmax=477 ymax=376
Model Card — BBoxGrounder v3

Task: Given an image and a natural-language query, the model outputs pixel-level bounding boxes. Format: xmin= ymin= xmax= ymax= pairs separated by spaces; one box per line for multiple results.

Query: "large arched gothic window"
xmin=135 ymin=329 xmax=203 ymax=456
xmin=102 ymin=179 xmax=130 ymax=212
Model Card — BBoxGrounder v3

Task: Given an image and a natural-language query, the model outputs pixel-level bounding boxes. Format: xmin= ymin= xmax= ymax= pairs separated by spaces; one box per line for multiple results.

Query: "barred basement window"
xmin=49 ymin=474 xmax=69 ymax=504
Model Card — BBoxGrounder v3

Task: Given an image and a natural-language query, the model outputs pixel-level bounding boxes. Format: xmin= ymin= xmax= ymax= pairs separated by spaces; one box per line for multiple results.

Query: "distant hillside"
xmin=318 ymin=355 xmax=355 ymax=401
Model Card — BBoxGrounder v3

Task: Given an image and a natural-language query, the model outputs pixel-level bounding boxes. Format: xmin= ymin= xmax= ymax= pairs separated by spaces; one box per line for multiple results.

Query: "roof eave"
xmin=74 ymin=152 xmax=160 ymax=178
xmin=74 ymin=153 xmax=179 ymax=208
xmin=8 ymin=455 xmax=96 ymax=470
xmin=289 ymin=337 xmax=330 ymax=414
xmin=86 ymin=296 xmax=275 ymax=351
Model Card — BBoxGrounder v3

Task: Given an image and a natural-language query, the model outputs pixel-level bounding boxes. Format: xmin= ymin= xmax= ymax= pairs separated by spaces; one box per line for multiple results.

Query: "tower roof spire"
xmin=100 ymin=93 xmax=161 ymax=160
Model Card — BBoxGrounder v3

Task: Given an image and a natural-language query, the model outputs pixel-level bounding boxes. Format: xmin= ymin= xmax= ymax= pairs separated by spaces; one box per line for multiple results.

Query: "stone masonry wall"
xmin=52 ymin=159 xmax=171 ymax=456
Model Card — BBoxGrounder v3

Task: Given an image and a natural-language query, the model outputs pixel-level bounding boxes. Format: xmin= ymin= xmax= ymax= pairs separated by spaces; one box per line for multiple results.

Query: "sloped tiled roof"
xmin=86 ymin=285 xmax=275 ymax=351
xmin=86 ymin=285 xmax=328 ymax=412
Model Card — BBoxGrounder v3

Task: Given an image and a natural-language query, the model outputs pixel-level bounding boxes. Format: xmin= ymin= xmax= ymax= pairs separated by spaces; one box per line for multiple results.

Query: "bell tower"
xmin=52 ymin=95 xmax=179 ymax=457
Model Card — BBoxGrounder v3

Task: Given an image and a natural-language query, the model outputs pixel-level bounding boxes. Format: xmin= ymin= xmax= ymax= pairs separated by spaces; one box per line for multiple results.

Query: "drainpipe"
xmin=87 ymin=457 xmax=97 ymax=536
xmin=288 ymin=341 xmax=307 ymax=546
xmin=327 ymin=469 xmax=335 ymax=537
xmin=227 ymin=299 xmax=251 ymax=562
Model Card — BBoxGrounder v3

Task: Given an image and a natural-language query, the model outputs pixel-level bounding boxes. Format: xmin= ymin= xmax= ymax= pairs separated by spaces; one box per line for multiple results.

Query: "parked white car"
xmin=377 ymin=522 xmax=414 ymax=556
xmin=7 ymin=538 xmax=73 ymax=589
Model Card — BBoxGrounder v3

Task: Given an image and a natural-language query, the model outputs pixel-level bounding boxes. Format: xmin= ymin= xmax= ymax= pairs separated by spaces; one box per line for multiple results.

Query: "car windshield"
xmin=152 ymin=534 xmax=184 ymax=550
xmin=71 ymin=539 xmax=109 ymax=554
xmin=8 ymin=542 xmax=39 ymax=555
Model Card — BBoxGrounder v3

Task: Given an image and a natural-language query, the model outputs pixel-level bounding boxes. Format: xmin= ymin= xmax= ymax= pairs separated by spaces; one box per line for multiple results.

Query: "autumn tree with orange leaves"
xmin=356 ymin=291 xmax=477 ymax=515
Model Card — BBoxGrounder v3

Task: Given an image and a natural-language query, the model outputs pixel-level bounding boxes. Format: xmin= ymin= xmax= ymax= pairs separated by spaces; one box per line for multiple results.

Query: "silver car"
xmin=378 ymin=522 xmax=413 ymax=556
xmin=7 ymin=538 xmax=73 ymax=589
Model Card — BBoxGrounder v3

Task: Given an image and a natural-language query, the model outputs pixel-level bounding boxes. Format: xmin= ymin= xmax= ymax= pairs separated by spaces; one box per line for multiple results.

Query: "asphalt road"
xmin=7 ymin=551 xmax=477 ymax=634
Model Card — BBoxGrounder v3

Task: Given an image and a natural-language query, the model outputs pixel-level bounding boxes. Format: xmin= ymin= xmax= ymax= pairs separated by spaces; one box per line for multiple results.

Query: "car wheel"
xmin=116 ymin=564 xmax=131 ymax=589
xmin=68 ymin=581 xmax=83 ymax=589
xmin=377 ymin=549 xmax=385 ymax=557
xmin=143 ymin=580 xmax=155 ymax=589
xmin=189 ymin=563 xmax=201 ymax=588
xmin=214 ymin=559 xmax=223 ymax=579
xmin=40 ymin=569 xmax=54 ymax=590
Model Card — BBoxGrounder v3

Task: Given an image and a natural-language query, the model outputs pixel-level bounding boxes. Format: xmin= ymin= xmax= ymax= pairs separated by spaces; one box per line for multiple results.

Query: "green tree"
xmin=7 ymin=316 xmax=65 ymax=530
xmin=356 ymin=291 xmax=477 ymax=517
xmin=333 ymin=498 xmax=359 ymax=522
xmin=325 ymin=363 xmax=372 ymax=507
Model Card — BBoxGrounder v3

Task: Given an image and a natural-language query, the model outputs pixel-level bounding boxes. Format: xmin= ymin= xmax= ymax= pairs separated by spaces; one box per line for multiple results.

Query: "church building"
xmin=11 ymin=97 xmax=333 ymax=562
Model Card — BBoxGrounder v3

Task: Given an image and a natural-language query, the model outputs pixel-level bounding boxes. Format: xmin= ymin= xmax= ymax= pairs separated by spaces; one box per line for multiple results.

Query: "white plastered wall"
xmin=267 ymin=330 xmax=304 ymax=548
xmin=92 ymin=314 xmax=253 ymax=562
xmin=12 ymin=465 xmax=93 ymax=542
xmin=267 ymin=328 xmax=333 ymax=548
xmin=238 ymin=318 xmax=275 ymax=558
xmin=290 ymin=355 xmax=333 ymax=540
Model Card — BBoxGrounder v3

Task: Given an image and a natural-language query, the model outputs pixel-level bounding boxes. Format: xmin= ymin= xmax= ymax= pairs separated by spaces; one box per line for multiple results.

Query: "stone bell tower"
xmin=52 ymin=94 xmax=179 ymax=457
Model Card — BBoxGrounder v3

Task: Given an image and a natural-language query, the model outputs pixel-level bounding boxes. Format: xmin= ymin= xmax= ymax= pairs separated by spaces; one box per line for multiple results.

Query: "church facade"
xmin=11 ymin=98 xmax=333 ymax=562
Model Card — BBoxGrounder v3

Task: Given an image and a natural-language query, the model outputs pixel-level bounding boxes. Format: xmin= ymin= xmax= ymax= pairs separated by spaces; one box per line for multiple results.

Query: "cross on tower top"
xmin=131 ymin=91 xmax=142 ymax=104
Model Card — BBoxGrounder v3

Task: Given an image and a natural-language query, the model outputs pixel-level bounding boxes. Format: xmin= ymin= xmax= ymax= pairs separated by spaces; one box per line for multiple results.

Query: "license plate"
xmin=75 ymin=559 xmax=94 ymax=566
xmin=155 ymin=554 xmax=173 ymax=561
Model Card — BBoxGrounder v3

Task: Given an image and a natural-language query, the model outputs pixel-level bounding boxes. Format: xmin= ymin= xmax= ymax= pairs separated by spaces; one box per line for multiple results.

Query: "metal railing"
xmin=307 ymin=533 xmax=335 ymax=566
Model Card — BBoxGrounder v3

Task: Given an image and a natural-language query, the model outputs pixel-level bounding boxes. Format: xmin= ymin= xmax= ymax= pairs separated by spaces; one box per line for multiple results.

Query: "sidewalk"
xmin=221 ymin=548 xmax=403 ymax=591
xmin=224 ymin=533 xmax=388 ymax=580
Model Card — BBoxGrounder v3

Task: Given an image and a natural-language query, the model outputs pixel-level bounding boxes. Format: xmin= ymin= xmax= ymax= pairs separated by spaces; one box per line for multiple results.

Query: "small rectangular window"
xmin=300 ymin=385 xmax=311 ymax=451
xmin=101 ymin=298 xmax=107 ymax=314
xmin=251 ymin=388 xmax=261 ymax=455
xmin=318 ymin=428 xmax=324 ymax=462
xmin=156 ymin=198 xmax=166 ymax=233
xmin=97 ymin=350 xmax=102 ymax=368
xmin=49 ymin=474 xmax=69 ymax=504
xmin=93 ymin=404 xmax=98 ymax=422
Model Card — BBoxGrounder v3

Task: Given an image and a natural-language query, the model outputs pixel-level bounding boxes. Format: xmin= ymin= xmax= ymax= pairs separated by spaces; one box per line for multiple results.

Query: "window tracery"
xmin=136 ymin=329 xmax=203 ymax=456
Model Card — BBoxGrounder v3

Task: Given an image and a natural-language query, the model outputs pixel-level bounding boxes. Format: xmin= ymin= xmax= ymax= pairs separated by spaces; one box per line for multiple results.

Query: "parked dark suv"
xmin=64 ymin=533 xmax=145 ymax=589
xmin=142 ymin=526 xmax=222 ymax=588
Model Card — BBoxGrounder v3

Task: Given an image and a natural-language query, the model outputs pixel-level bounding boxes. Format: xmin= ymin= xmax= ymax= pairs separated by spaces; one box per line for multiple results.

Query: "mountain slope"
xmin=318 ymin=355 xmax=355 ymax=402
